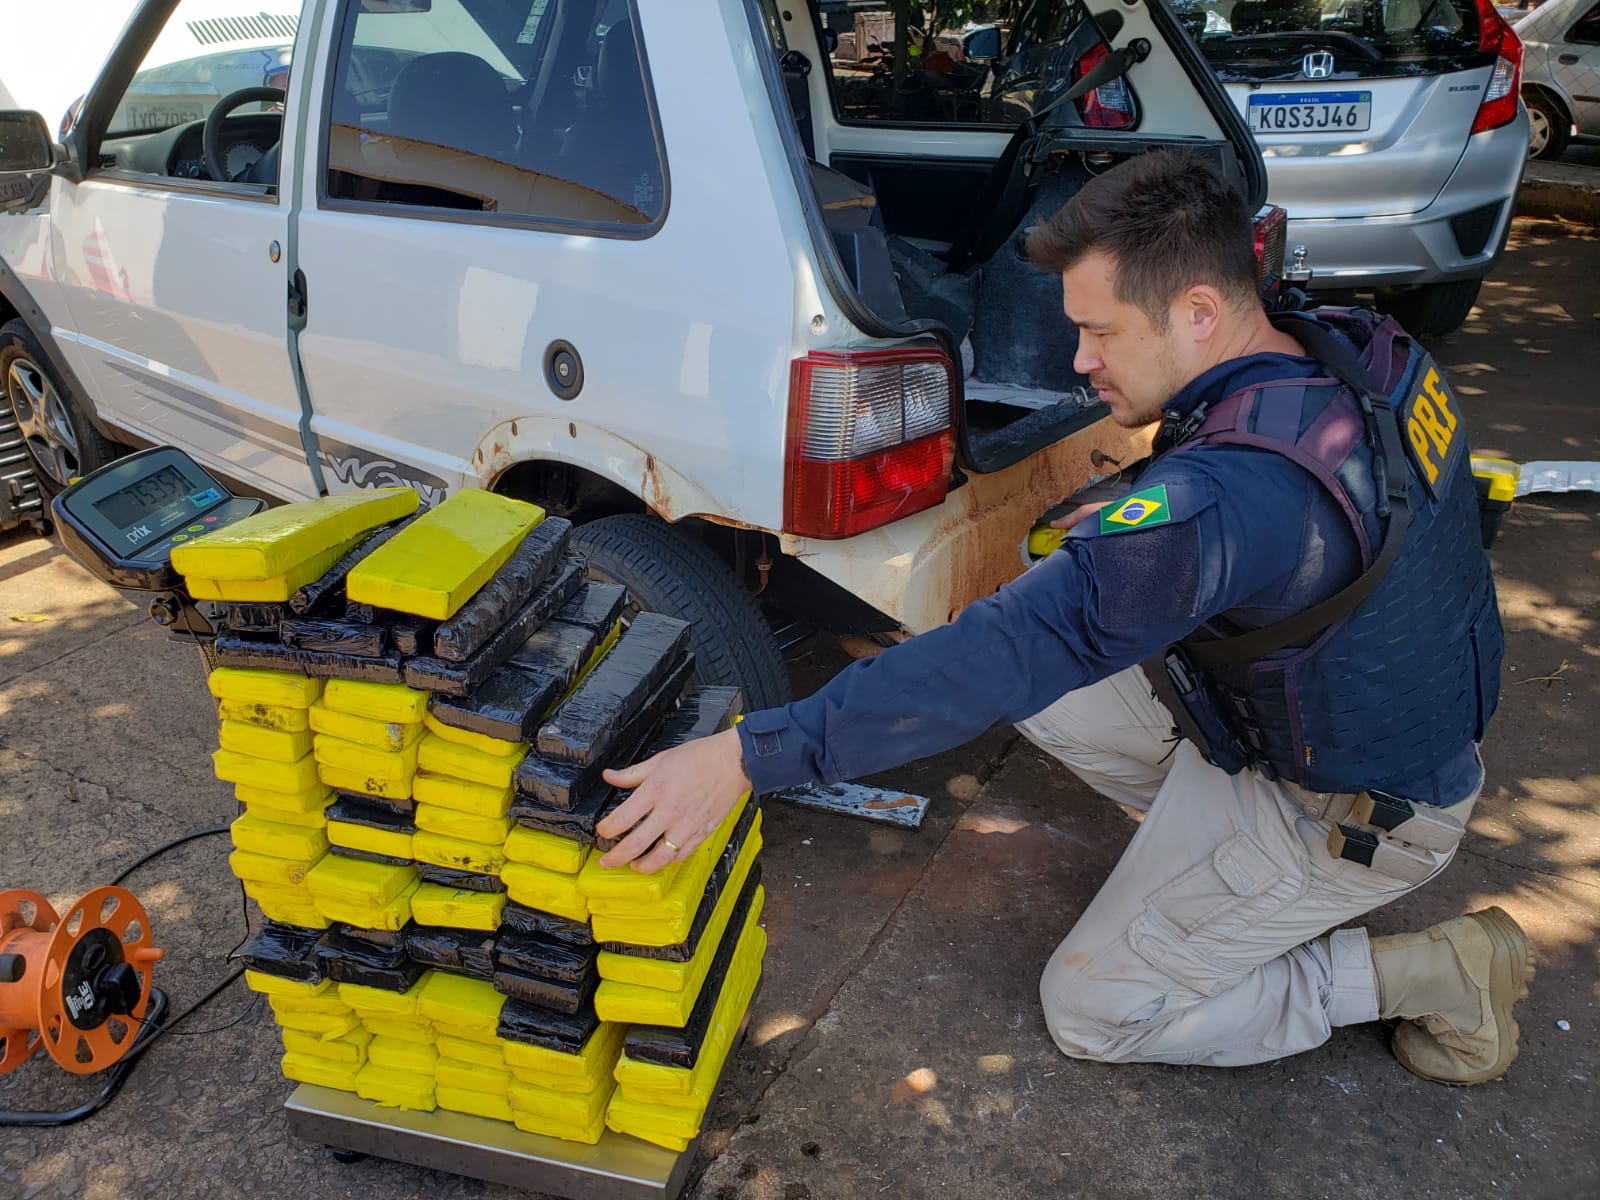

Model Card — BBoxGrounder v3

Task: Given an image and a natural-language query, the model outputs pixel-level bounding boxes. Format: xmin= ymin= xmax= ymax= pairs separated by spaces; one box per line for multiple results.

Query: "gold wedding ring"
xmin=662 ymin=837 xmax=681 ymax=852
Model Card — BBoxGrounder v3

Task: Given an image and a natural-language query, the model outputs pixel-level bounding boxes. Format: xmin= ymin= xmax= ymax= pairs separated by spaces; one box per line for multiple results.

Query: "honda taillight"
xmin=1471 ymin=0 xmax=1522 ymax=135
xmin=1074 ymin=44 xmax=1134 ymax=130
xmin=1253 ymin=204 xmax=1288 ymax=292
xmin=784 ymin=348 xmax=957 ymax=540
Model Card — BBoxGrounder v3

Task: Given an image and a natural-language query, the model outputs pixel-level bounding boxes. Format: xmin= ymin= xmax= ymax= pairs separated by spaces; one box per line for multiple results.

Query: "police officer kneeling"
xmin=595 ymin=150 xmax=1530 ymax=1086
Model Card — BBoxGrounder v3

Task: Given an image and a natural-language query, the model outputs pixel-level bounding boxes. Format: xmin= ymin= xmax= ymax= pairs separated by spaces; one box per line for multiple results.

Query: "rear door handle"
xmin=1558 ymin=53 xmax=1580 ymax=64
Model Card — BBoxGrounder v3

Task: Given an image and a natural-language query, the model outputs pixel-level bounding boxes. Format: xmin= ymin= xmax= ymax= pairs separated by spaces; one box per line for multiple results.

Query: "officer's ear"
xmin=1172 ymin=284 xmax=1227 ymax=346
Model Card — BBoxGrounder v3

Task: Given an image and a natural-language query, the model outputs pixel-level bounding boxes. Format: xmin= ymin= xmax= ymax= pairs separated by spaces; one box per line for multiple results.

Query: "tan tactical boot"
xmin=1370 ymin=907 xmax=1534 ymax=1086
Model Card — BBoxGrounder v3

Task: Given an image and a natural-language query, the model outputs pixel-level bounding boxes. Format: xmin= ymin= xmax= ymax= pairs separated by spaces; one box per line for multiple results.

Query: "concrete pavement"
xmin=1 ymin=218 xmax=1596 ymax=1200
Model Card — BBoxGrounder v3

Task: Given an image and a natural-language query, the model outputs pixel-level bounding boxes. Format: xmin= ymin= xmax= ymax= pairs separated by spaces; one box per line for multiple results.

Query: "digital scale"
xmin=52 ymin=446 xmax=266 ymax=638
xmin=49 ymin=447 xmax=731 ymax=1199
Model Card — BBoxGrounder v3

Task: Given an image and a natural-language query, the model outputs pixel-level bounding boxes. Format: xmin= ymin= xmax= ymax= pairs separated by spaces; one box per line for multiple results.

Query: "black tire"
xmin=1524 ymin=90 xmax=1570 ymax=161
xmin=0 ymin=318 xmax=121 ymax=497
xmin=1374 ymin=278 xmax=1483 ymax=339
xmin=570 ymin=514 xmax=792 ymax=711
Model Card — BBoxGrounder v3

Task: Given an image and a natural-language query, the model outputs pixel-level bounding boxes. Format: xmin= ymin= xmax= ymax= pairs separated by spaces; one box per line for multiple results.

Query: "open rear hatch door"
xmin=762 ymin=0 xmax=1273 ymax=475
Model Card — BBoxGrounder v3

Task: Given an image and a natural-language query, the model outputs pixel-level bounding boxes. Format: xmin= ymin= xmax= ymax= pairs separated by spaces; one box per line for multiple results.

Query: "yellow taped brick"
xmin=315 ymin=764 xmax=413 ymax=801
xmin=422 ymin=712 xmax=521 ymax=758
xmin=322 ymin=678 xmax=428 ymax=724
xmin=230 ymin=813 xmax=329 ymax=863
xmin=309 ymin=701 xmax=422 ymax=752
xmin=416 ymin=733 xmax=526 ymax=790
xmin=614 ymin=918 xmax=766 ymax=1102
xmin=604 ymin=1092 xmax=697 ymax=1149
xmin=410 ymin=885 xmax=506 ymax=931
xmin=361 ymin=1015 xmax=435 ymax=1044
xmin=436 ymin=1085 xmax=513 ymax=1123
xmin=218 ymin=699 xmax=310 ymax=732
xmin=281 ymin=1051 xmax=361 ymax=1091
xmin=347 ymin=490 xmax=544 ymax=620
xmin=436 ymin=1058 xmax=511 ymax=1095
xmin=505 ymin=1022 xmax=623 ymax=1089
xmin=503 ymin=826 xmax=587 ymax=875
xmin=230 ymin=849 xmax=315 ymax=887
xmin=581 ymin=794 xmax=750 ymax=907
xmin=413 ymin=803 xmax=512 ymax=846
xmin=269 ymin=990 xmax=354 ymax=1017
xmin=219 ymin=720 xmax=314 ymax=764
xmin=339 ymin=976 xmax=428 ymax=1017
xmin=242 ymin=882 xmax=328 ymax=928
xmin=327 ymin=820 xmax=414 ymax=861
xmin=313 ymin=735 xmax=420 ymax=785
xmin=316 ymin=880 xmax=418 ymax=931
xmin=509 ymin=1077 xmax=612 ymax=1131
xmin=435 ymin=1033 xmax=506 ymax=1069
xmin=282 ymin=1026 xmax=371 ymax=1064
xmin=368 ymin=1035 xmax=438 ymax=1073
xmin=503 ymin=1024 xmax=622 ymax=1081
xmin=595 ymin=886 xmax=765 ymax=1027
xmin=412 ymin=830 xmax=506 ymax=876
xmin=213 ymin=748 xmax=320 ymax=795
xmin=431 ymin=1020 xmax=503 ymax=1047
xmin=245 ymin=970 xmax=331 ymax=999
xmin=183 ymin=528 xmax=369 ymax=600
xmin=597 ymin=832 xmax=759 ymax=992
xmin=412 ymin=772 xmax=512 ymax=820
xmin=306 ymin=855 xmax=417 ymax=908
xmin=171 ymin=488 xmax=417 ymax=580
xmin=356 ymin=1063 xmax=437 ymax=1111
xmin=236 ymin=782 xmax=334 ymax=816
xmin=271 ymin=1004 xmax=361 ymax=1040
xmin=590 ymin=818 xmax=763 ymax=947
xmin=208 ymin=667 xmax=323 ymax=708
xmin=417 ymin=972 xmax=505 ymax=1033
xmin=501 ymin=861 xmax=590 ymax=924
xmin=244 ymin=802 xmax=327 ymax=832
xmin=512 ymin=1107 xmax=607 ymax=1145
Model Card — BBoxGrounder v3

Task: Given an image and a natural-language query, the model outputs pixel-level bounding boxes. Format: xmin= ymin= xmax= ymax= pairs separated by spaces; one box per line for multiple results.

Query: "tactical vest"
xmin=1156 ymin=309 xmax=1503 ymax=794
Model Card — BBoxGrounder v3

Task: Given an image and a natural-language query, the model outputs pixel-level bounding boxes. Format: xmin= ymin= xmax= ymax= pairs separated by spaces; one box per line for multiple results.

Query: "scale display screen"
xmin=93 ymin=464 xmax=201 ymax=532
xmin=52 ymin=446 xmax=259 ymax=590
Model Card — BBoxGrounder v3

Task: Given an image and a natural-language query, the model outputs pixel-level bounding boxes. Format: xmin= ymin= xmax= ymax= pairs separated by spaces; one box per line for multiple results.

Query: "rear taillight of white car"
xmin=784 ymin=347 xmax=957 ymax=540
xmin=1074 ymin=44 xmax=1135 ymax=130
xmin=1471 ymin=0 xmax=1523 ymax=135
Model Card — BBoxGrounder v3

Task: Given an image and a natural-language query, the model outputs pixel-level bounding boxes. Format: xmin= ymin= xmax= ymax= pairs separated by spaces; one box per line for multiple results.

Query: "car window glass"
xmin=324 ymin=0 xmax=665 ymax=229
xmin=95 ymin=0 xmax=302 ymax=187
xmin=817 ymin=1 xmax=1137 ymax=129
xmin=1172 ymin=0 xmax=1487 ymax=79
xmin=1570 ymin=2 xmax=1600 ymax=44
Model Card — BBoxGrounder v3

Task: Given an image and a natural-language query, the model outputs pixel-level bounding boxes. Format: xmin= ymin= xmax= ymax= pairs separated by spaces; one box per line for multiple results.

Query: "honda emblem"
xmin=1303 ymin=51 xmax=1335 ymax=79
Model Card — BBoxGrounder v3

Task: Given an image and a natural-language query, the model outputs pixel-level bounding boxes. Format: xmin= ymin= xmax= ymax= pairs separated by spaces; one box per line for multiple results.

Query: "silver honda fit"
xmin=1174 ymin=0 xmax=1530 ymax=336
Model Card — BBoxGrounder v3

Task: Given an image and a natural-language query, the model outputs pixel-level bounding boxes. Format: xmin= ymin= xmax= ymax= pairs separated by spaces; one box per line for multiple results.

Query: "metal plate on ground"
xmin=776 ymin=782 xmax=929 ymax=828
xmin=286 ymin=1086 xmax=692 ymax=1200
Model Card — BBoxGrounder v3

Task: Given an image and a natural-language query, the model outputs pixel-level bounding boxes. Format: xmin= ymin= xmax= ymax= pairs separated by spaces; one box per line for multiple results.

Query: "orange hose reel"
xmin=0 ymin=887 xmax=163 ymax=1077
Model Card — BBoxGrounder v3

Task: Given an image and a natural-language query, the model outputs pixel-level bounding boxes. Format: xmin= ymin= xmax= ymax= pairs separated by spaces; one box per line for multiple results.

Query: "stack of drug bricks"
xmin=173 ymin=486 xmax=766 ymax=1149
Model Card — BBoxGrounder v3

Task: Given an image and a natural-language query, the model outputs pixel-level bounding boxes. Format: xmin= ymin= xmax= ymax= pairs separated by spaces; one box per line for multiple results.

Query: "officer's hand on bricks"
xmin=1052 ymin=501 xmax=1111 ymax=532
xmin=597 ymin=727 xmax=750 ymax=874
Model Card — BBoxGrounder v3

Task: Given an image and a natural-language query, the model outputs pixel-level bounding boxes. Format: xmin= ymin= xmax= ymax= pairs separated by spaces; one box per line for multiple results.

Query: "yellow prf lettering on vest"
xmin=1412 ymin=394 xmax=1453 ymax=456
xmin=1407 ymin=417 xmax=1439 ymax=485
xmin=1422 ymin=368 xmax=1457 ymax=431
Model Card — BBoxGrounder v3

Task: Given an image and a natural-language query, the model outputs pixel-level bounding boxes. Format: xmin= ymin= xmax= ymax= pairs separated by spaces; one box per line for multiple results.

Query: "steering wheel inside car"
xmin=203 ymin=86 xmax=285 ymax=182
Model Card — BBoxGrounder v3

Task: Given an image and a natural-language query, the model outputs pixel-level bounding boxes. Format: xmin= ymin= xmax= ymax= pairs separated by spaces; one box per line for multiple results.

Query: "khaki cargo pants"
xmin=1015 ymin=667 xmax=1479 ymax=1067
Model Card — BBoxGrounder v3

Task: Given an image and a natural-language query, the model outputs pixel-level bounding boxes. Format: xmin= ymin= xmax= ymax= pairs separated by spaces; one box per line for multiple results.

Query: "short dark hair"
xmin=1025 ymin=149 xmax=1260 ymax=324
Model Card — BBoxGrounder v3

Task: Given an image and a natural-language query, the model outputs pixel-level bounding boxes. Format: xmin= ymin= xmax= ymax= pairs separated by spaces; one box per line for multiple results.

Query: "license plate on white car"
xmin=1248 ymin=91 xmax=1372 ymax=133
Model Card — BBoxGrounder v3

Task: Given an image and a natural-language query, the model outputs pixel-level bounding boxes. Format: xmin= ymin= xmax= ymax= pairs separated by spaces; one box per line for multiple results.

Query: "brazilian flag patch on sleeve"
xmin=1097 ymin=484 xmax=1172 ymax=536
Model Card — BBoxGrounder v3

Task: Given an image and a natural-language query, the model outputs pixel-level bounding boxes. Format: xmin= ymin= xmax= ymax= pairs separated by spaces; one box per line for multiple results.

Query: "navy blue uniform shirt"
xmin=737 ymin=341 xmax=1481 ymax=807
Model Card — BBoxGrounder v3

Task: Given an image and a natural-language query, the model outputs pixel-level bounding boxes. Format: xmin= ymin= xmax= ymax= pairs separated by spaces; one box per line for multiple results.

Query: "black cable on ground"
xmin=111 ymin=826 xmax=230 ymax=886
xmin=0 ymin=825 xmax=258 ymax=1128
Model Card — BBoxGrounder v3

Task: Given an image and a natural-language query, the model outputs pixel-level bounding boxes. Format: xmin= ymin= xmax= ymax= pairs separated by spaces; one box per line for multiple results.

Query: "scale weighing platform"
xmin=49 ymin=448 xmax=736 ymax=1200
